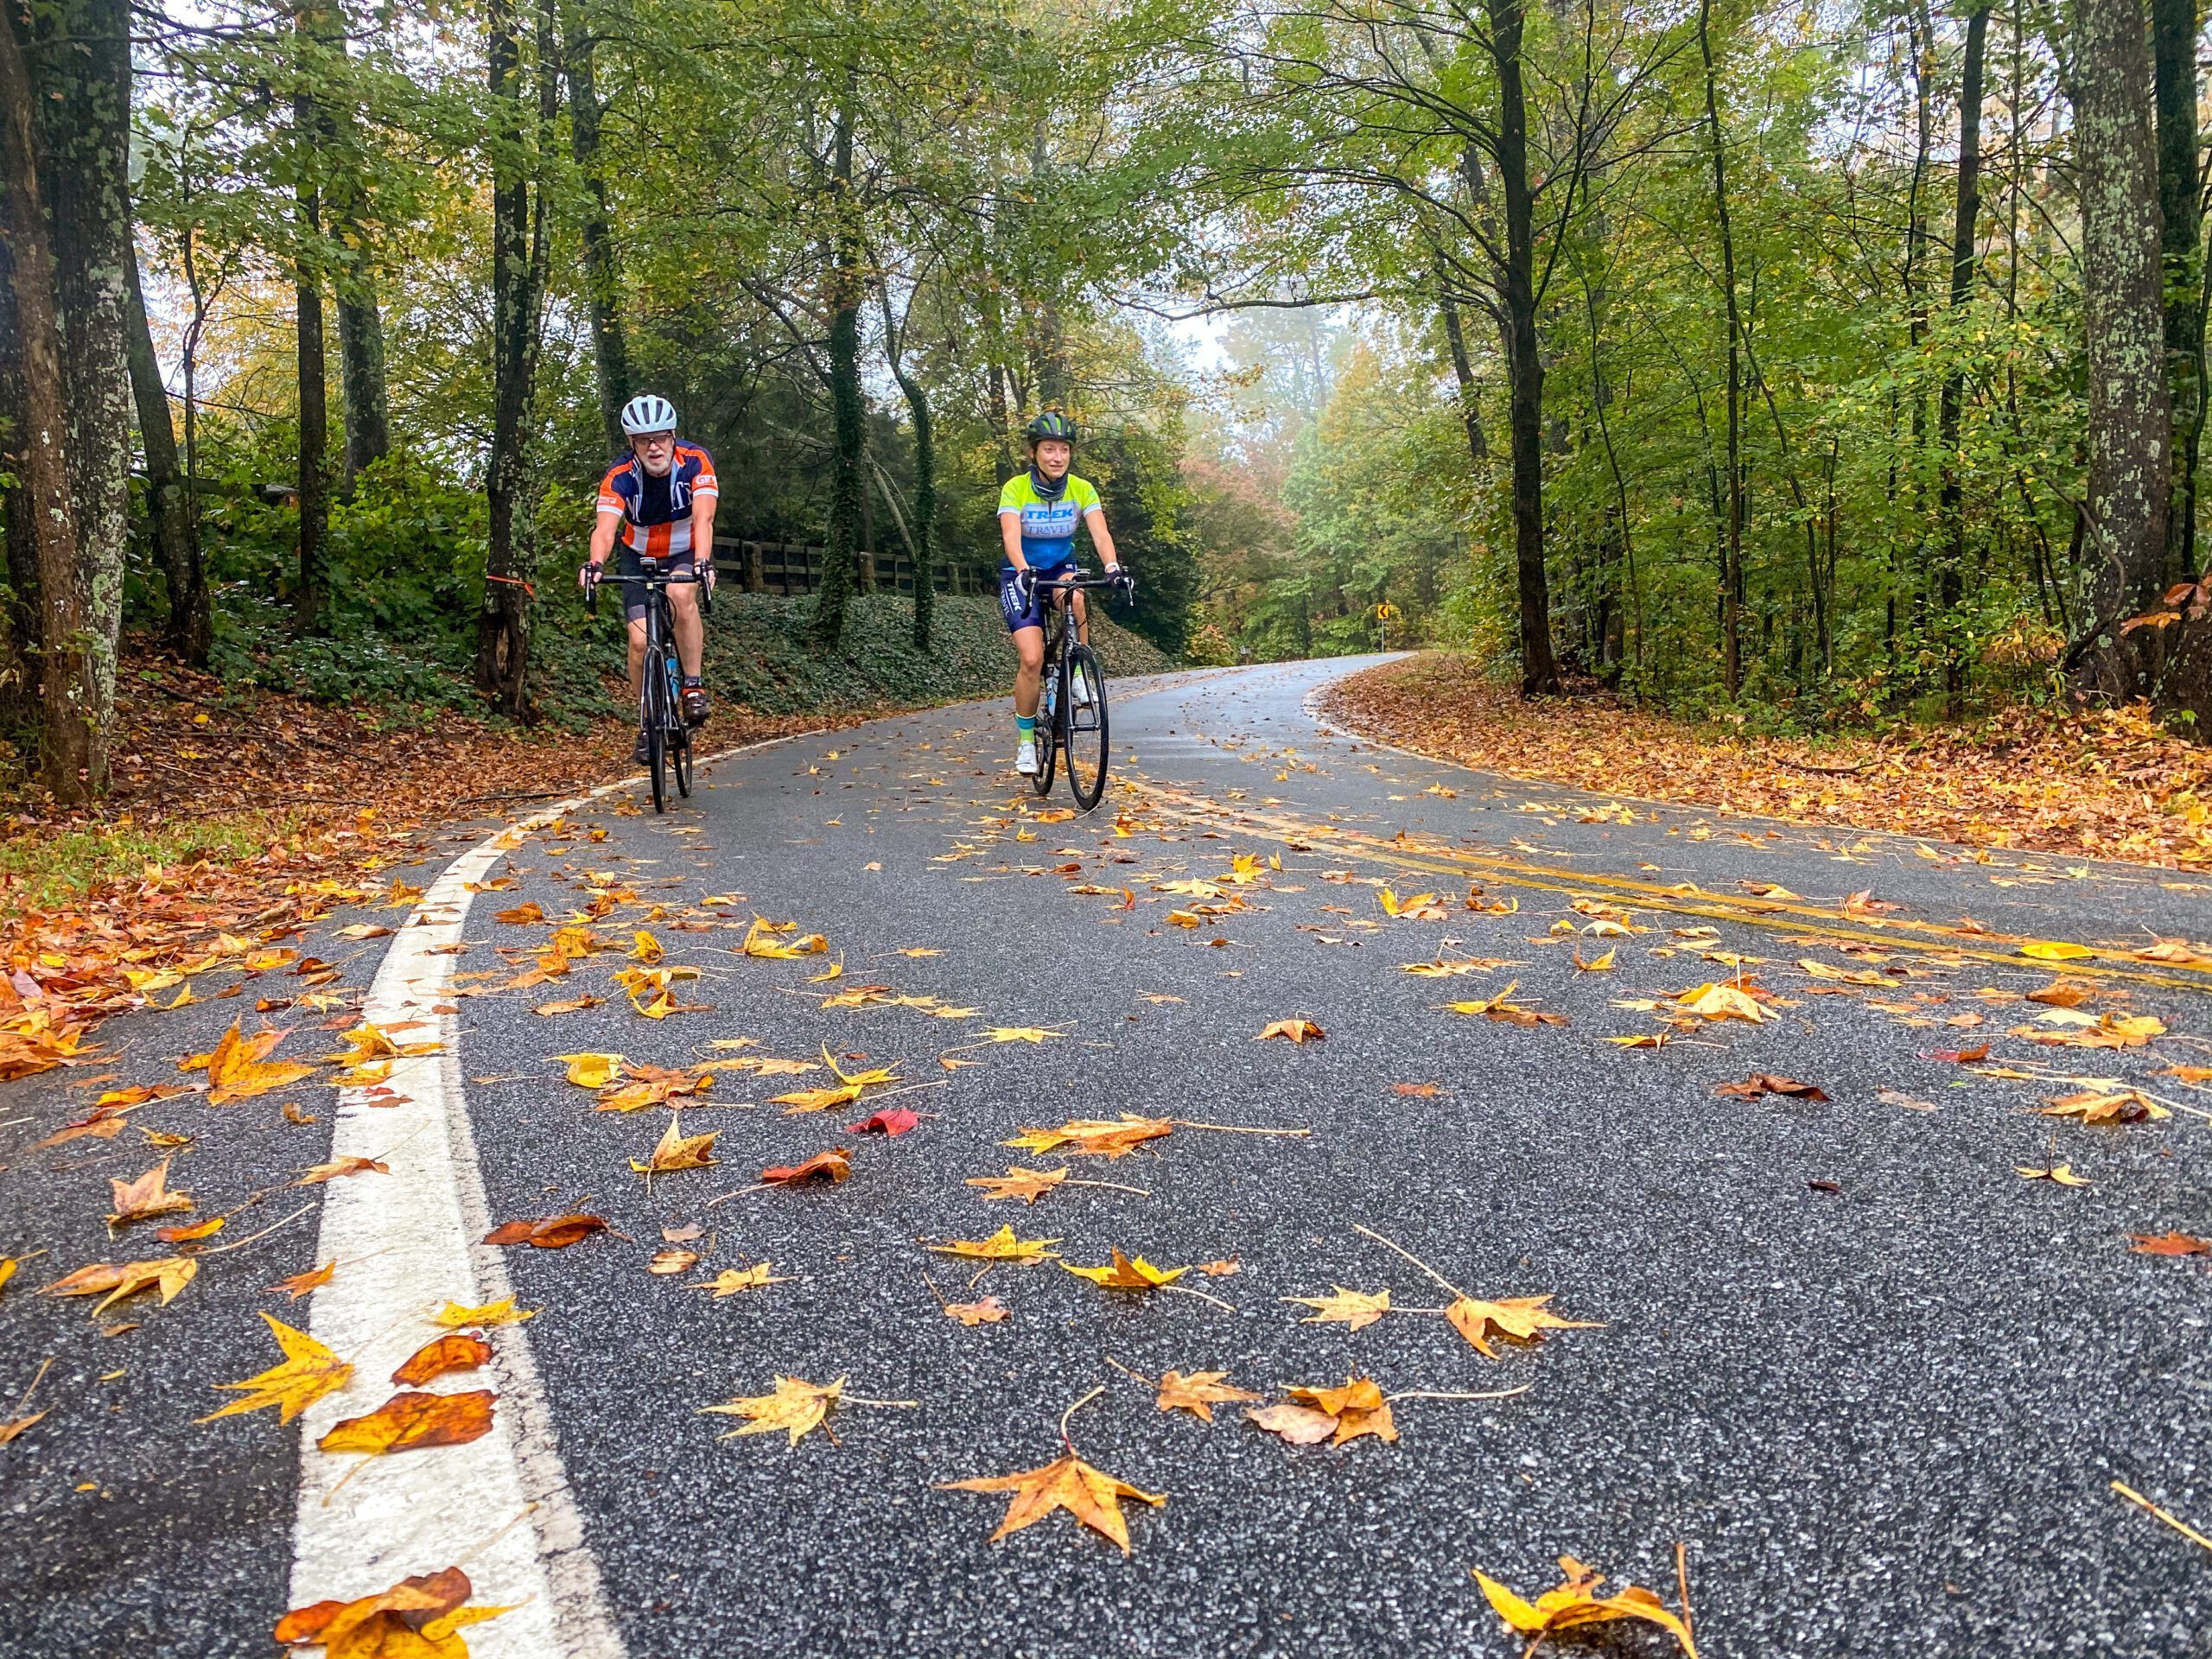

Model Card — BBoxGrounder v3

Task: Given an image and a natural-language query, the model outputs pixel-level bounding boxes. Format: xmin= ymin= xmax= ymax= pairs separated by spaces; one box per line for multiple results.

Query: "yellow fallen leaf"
xmin=433 ymin=1295 xmax=535 ymax=1327
xmin=925 ymin=1225 xmax=1061 ymax=1263
xmin=701 ymin=1375 xmax=844 ymax=1446
xmin=198 ymin=1313 xmax=353 ymax=1426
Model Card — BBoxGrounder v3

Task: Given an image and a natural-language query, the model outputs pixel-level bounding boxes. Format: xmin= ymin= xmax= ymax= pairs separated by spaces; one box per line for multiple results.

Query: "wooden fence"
xmin=711 ymin=537 xmax=974 ymax=597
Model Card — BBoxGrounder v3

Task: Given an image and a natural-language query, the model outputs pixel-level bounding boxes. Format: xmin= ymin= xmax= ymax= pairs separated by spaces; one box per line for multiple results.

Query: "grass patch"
xmin=0 ymin=813 xmax=291 ymax=916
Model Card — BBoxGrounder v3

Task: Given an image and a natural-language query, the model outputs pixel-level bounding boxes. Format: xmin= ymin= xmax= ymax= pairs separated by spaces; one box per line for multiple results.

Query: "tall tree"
xmin=1696 ymin=0 xmax=1744 ymax=699
xmin=881 ymin=285 xmax=938 ymax=650
xmin=563 ymin=0 xmax=630 ymax=454
xmin=122 ymin=241 xmax=210 ymax=662
xmin=3 ymin=0 xmax=133 ymax=799
xmin=808 ymin=95 xmax=867 ymax=651
xmin=477 ymin=0 xmax=552 ymax=715
xmin=292 ymin=0 xmax=330 ymax=634
xmin=1936 ymin=1 xmax=1991 ymax=697
xmin=2070 ymin=0 xmax=2171 ymax=696
xmin=2152 ymin=0 xmax=2202 ymax=581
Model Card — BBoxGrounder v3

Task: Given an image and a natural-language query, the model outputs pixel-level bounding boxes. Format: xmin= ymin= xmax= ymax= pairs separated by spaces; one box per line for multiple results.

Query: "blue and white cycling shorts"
xmin=1000 ymin=559 xmax=1077 ymax=633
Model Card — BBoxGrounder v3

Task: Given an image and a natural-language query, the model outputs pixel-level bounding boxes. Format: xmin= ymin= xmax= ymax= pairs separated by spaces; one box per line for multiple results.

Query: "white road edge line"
xmin=288 ymin=734 xmax=803 ymax=1658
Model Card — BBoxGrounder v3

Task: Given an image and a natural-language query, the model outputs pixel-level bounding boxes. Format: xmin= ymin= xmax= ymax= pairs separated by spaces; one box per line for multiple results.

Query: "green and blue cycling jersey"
xmin=997 ymin=471 xmax=1103 ymax=572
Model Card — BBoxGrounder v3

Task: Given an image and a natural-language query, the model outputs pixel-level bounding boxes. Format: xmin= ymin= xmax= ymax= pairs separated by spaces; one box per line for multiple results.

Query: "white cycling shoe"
xmin=1071 ymin=667 xmax=1093 ymax=706
xmin=1015 ymin=739 xmax=1039 ymax=775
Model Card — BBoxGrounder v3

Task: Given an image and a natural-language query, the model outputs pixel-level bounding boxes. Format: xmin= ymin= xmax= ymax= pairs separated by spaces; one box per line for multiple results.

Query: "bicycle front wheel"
xmin=672 ymin=724 xmax=693 ymax=798
xmin=645 ymin=665 xmax=670 ymax=815
xmin=1062 ymin=645 xmax=1109 ymax=811
xmin=1029 ymin=664 xmax=1060 ymax=797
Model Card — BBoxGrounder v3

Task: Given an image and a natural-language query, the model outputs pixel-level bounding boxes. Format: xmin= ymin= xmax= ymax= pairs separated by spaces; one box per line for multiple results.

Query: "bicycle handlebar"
xmin=583 ymin=564 xmax=712 ymax=619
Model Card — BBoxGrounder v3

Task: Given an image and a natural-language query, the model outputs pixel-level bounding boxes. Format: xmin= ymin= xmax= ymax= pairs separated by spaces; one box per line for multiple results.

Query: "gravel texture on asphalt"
xmin=8 ymin=657 xmax=2212 ymax=1658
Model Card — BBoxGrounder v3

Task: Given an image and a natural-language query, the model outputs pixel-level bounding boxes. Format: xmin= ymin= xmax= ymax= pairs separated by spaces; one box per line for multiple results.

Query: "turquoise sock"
xmin=1016 ymin=715 xmax=1037 ymax=738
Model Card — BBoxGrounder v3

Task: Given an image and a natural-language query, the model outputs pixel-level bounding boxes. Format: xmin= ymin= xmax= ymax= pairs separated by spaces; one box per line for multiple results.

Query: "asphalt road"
xmin=6 ymin=654 xmax=2212 ymax=1658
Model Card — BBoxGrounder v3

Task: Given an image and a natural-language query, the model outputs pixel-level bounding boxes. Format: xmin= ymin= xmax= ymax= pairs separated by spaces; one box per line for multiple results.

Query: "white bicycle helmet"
xmin=620 ymin=393 xmax=677 ymax=436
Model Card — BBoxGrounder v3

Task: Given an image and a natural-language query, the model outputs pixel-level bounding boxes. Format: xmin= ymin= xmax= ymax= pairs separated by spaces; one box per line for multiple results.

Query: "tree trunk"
xmin=123 ymin=241 xmax=210 ymax=662
xmin=475 ymin=0 xmax=546 ymax=716
xmin=2154 ymin=0 xmax=2202 ymax=581
xmin=563 ymin=0 xmax=630 ymax=454
xmin=1936 ymin=3 xmax=1991 ymax=700
xmin=293 ymin=0 xmax=328 ymax=634
xmin=1698 ymin=0 xmax=1745 ymax=700
xmin=0 ymin=179 xmax=44 ymax=706
xmin=1435 ymin=263 xmax=1491 ymax=465
xmin=891 ymin=362 xmax=936 ymax=650
xmin=333 ymin=243 xmax=388 ymax=486
xmin=1484 ymin=0 xmax=1560 ymax=696
xmin=2072 ymin=0 xmax=2173 ymax=698
xmin=808 ymin=98 xmax=866 ymax=652
xmin=10 ymin=0 xmax=132 ymax=799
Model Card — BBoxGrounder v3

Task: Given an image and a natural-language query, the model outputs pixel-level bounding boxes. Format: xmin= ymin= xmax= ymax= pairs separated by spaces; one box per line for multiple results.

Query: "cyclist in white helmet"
xmin=582 ymin=394 xmax=718 ymax=765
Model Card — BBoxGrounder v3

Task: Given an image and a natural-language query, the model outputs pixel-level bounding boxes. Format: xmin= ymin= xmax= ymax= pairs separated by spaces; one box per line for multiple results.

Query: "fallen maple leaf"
xmin=1392 ymin=1083 xmax=1442 ymax=1097
xmin=927 ymin=1225 xmax=1061 ymax=1264
xmin=1712 ymin=1074 xmax=1830 ymax=1103
xmin=760 ymin=1148 xmax=852 ymax=1185
xmin=940 ymin=1448 xmax=1166 ymax=1552
xmin=1442 ymin=981 xmax=1567 ymax=1027
xmin=1446 ymin=1294 xmax=1605 ymax=1357
xmin=693 ymin=1263 xmax=791 ymax=1297
xmin=272 ymin=1566 xmax=495 ymax=1655
xmin=945 ymin=1296 xmax=1010 ymax=1325
xmin=2016 ymin=1163 xmax=2092 ymax=1186
xmin=1005 ymin=1116 xmax=1173 ymax=1159
xmin=2020 ymin=939 xmax=2094 ymax=963
xmin=555 ymin=1052 xmax=625 ymax=1089
xmin=630 ymin=1116 xmax=718 ymax=1174
xmin=494 ymin=900 xmax=545 ymax=925
xmin=158 ymin=1216 xmax=225 ymax=1243
xmin=296 ymin=1155 xmax=389 ymax=1187
xmin=2041 ymin=1090 xmax=2169 ymax=1125
xmin=1155 ymin=1369 xmax=1262 ymax=1422
xmin=1062 ymin=1249 xmax=1185 ymax=1290
xmin=772 ymin=1083 xmax=865 ymax=1115
xmin=199 ymin=1313 xmax=353 ymax=1425
xmin=967 ymin=1166 xmax=1070 ymax=1204
xmin=1675 ymin=981 xmax=1769 ymax=1023
xmin=392 ymin=1333 xmax=493 ymax=1385
xmin=433 ymin=1296 xmax=534 ymax=1327
xmin=268 ymin=1261 xmax=336 ymax=1300
xmin=1473 ymin=1554 xmax=1699 ymax=1657
xmin=650 ymin=1249 xmax=700 ymax=1274
xmin=1287 ymin=1286 xmax=1391 ymax=1331
xmin=1249 ymin=1376 xmax=1398 ymax=1446
xmin=1256 ymin=1018 xmax=1325 ymax=1044
xmin=106 ymin=1159 xmax=194 ymax=1227
xmin=483 ymin=1213 xmax=609 ymax=1249
xmin=702 ymin=1375 xmax=844 ymax=1446
xmin=41 ymin=1255 xmax=196 ymax=1316
xmin=200 ymin=1020 xmax=319 ymax=1104
xmin=319 ymin=1389 xmax=495 ymax=1455
xmin=849 ymin=1108 xmax=921 ymax=1136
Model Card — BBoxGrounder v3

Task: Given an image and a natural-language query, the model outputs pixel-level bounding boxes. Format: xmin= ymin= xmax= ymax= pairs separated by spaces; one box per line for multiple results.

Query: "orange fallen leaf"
xmin=391 ymin=1333 xmax=493 ymax=1385
xmin=319 ymin=1389 xmax=495 ymax=1456
xmin=1062 ymin=1249 xmax=1185 ymax=1290
xmin=1445 ymin=1294 xmax=1605 ymax=1357
xmin=267 ymin=1261 xmax=336 ymax=1300
xmin=106 ymin=1159 xmax=194 ymax=1226
xmin=1004 ymin=1116 xmax=1173 ymax=1159
xmin=273 ymin=1565 xmax=512 ymax=1656
xmin=926 ymin=1225 xmax=1061 ymax=1264
xmin=157 ymin=1216 xmax=225 ymax=1243
xmin=494 ymin=900 xmax=545 ymax=925
xmin=1248 ymin=1376 xmax=1397 ymax=1446
xmin=1256 ymin=1018 xmax=1325 ymax=1044
xmin=296 ymin=1155 xmax=388 ymax=1186
xmin=760 ymin=1148 xmax=852 ymax=1186
xmin=2128 ymin=1231 xmax=2212 ymax=1256
xmin=1154 ymin=1368 xmax=1262 ymax=1422
xmin=940 ymin=1447 xmax=1166 ymax=1552
xmin=966 ymin=1166 xmax=1070 ymax=1204
xmin=630 ymin=1116 xmax=718 ymax=1174
xmin=944 ymin=1295 xmax=1010 ymax=1325
xmin=1712 ymin=1074 xmax=1830 ymax=1103
xmin=482 ymin=1214 xmax=609 ymax=1249
xmin=1287 ymin=1286 xmax=1391 ymax=1331
xmin=41 ymin=1255 xmax=196 ymax=1315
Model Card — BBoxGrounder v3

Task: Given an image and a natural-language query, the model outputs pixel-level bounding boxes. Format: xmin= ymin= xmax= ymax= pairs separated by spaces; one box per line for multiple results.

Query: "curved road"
xmin=6 ymin=656 xmax=2212 ymax=1657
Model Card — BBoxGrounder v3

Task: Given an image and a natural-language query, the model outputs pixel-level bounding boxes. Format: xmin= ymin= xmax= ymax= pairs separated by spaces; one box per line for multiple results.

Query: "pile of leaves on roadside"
xmin=0 ymin=657 xmax=849 ymax=1078
xmin=1324 ymin=653 xmax=2212 ymax=868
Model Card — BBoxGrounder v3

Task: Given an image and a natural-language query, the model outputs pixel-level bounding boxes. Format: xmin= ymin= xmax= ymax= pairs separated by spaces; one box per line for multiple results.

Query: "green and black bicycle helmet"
xmin=1025 ymin=411 xmax=1077 ymax=445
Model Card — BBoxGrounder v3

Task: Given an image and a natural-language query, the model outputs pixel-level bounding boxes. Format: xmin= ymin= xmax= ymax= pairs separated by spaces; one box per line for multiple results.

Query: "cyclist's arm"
xmin=690 ymin=491 xmax=718 ymax=586
xmin=998 ymin=511 xmax=1028 ymax=572
xmin=588 ymin=507 xmax=621 ymax=567
xmin=1084 ymin=506 xmax=1122 ymax=570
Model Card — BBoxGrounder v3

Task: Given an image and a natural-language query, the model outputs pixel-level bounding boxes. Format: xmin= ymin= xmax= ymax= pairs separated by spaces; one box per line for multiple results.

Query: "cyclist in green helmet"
xmin=998 ymin=411 xmax=1134 ymax=775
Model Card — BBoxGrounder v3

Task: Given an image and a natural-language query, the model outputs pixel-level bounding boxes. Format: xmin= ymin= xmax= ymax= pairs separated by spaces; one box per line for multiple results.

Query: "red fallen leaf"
xmin=1713 ymin=1074 xmax=1830 ymax=1103
xmin=481 ymin=1213 xmax=608 ymax=1249
xmin=1808 ymin=1179 xmax=1842 ymax=1193
xmin=1391 ymin=1083 xmax=1441 ymax=1097
xmin=391 ymin=1332 xmax=493 ymax=1385
xmin=760 ymin=1148 xmax=852 ymax=1185
xmin=318 ymin=1389 xmax=496 ymax=1454
xmin=1923 ymin=1044 xmax=1989 ymax=1064
xmin=2128 ymin=1231 xmax=2212 ymax=1256
xmin=848 ymin=1109 xmax=921 ymax=1137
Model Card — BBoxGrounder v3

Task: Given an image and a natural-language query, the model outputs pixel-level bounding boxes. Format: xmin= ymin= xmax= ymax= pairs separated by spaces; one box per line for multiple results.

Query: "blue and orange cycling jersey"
xmin=997 ymin=471 xmax=1103 ymax=571
xmin=595 ymin=443 xmax=719 ymax=558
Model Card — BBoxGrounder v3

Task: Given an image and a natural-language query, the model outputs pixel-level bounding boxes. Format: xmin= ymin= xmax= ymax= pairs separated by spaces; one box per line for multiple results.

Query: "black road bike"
xmin=587 ymin=564 xmax=712 ymax=814
xmin=1027 ymin=573 xmax=1122 ymax=812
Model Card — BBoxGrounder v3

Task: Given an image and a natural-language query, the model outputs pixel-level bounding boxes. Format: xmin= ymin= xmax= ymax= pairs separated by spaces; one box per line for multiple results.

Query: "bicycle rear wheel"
xmin=1029 ymin=662 xmax=1060 ymax=796
xmin=1062 ymin=644 xmax=1109 ymax=811
xmin=665 ymin=649 xmax=693 ymax=799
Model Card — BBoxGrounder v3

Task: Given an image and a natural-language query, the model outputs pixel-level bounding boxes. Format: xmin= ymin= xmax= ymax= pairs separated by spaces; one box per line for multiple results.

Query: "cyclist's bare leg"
xmin=626 ymin=617 xmax=649 ymax=707
xmin=669 ymin=584 xmax=704 ymax=677
xmin=1072 ymin=587 xmax=1090 ymax=646
xmin=1013 ymin=626 xmax=1046 ymax=716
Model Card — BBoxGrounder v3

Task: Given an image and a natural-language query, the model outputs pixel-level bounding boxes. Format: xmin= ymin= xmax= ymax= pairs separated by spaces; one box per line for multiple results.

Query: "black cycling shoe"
xmin=682 ymin=683 xmax=709 ymax=727
xmin=633 ymin=729 xmax=652 ymax=766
